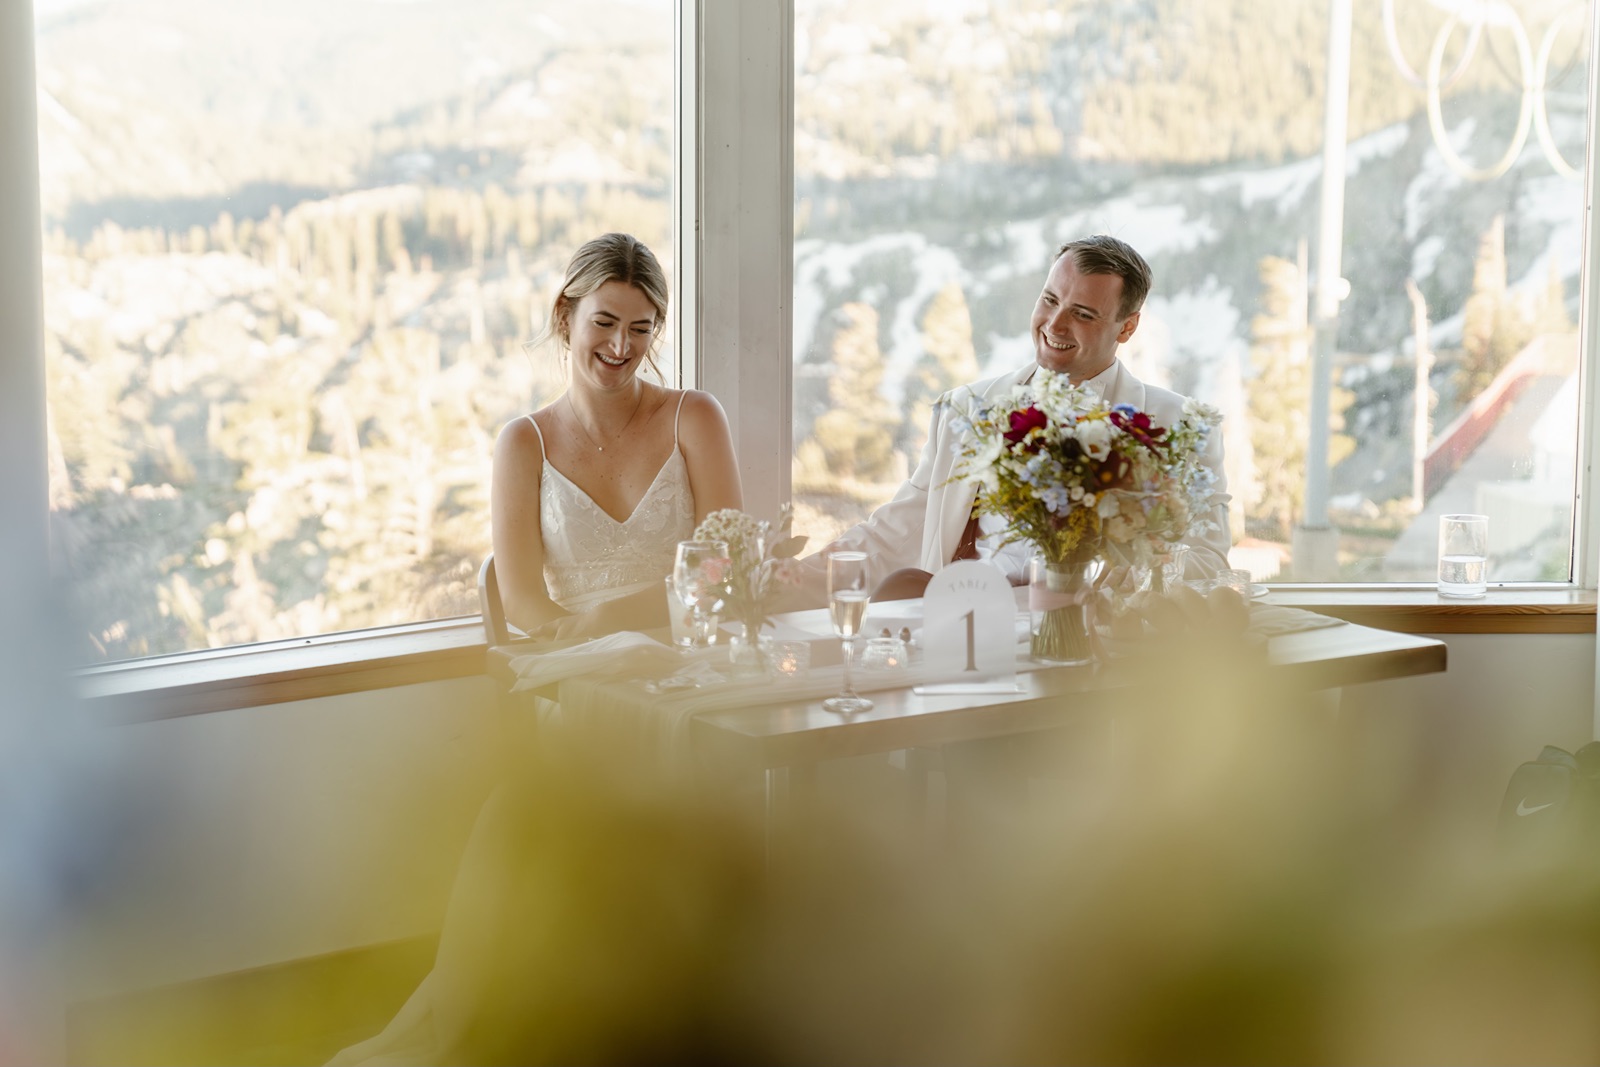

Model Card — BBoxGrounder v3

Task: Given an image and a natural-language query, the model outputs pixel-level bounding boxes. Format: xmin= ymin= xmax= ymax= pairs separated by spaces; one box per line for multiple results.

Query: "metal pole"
xmin=1295 ymin=0 xmax=1352 ymax=579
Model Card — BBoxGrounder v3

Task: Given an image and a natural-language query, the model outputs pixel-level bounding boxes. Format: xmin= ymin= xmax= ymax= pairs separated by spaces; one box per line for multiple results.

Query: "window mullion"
xmin=689 ymin=0 xmax=794 ymax=521
xmin=673 ymin=0 xmax=700 ymax=391
xmin=1572 ymin=3 xmax=1600 ymax=591
xmin=1 ymin=0 xmax=49 ymax=587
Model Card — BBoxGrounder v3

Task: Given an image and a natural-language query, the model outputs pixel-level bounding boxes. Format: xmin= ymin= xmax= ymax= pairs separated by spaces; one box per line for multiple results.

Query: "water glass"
xmin=1438 ymin=514 xmax=1489 ymax=598
xmin=663 ymin=576 xmax=717 ymax=647
xmin=674 ymin=539 xmax=730 ymax=641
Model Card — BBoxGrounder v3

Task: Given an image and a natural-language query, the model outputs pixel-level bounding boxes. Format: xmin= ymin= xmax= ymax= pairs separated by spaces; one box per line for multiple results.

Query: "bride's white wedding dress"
xmin=327 ymin=395 xmax=695 ymax=1067
xmin=533 ymin=395 xmax=695 ymax=615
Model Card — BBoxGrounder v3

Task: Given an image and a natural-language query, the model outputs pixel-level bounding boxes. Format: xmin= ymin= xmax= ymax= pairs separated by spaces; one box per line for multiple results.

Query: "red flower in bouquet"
xmin=1092 ymin=452 xmax=1134 ymax=490
xmin=1109 ymin=408 xmax=1168 ymax=451
xmin=1005 ymin=406 xmax=1050 ymax=446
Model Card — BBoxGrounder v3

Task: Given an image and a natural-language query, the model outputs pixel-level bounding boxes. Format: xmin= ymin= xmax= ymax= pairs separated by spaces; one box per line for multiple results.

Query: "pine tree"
xmin=1457 ymin=215 xmax=1534 ymax=399
xmin=1247 ymin=254 xmax=1312 ymax=541
xmin=1247 ymin=250 xmax=1356 ymax=540
xmin=808 ymin=303 xmax=901 ymax=482
xmin=905 ymin=283 xmax=980 ymax=457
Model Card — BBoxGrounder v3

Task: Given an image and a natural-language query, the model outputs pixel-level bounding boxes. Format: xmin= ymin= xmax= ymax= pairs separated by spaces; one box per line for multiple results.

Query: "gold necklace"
xmin=565 ymin=388 xmax=645 ymax=453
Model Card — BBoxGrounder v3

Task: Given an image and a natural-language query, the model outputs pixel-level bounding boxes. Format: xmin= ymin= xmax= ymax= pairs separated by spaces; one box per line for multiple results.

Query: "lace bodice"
xmin=529 ymin=396 xmax=695 ymax=613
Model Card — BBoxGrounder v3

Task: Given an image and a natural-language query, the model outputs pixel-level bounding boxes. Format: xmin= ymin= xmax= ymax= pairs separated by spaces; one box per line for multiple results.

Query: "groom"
xmin=800 ymin=234 xmax=1231 ymax=598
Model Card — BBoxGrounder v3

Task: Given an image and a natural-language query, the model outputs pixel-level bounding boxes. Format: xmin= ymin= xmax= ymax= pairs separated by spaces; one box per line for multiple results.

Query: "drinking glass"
xmin=673 ymin=540 xmax=730 ymax=643
xmin=1438 ymin=514 xmax=1488 ymax=598
xmin=663 ymin=576 xmax=718 ymax=648
xmin=1138 ymin=542 xmax=1190 ymax=594
xmin=822 ymin=550 xmax=873 ymax=715
xmin=1217 ymin=568 xmax=1253 ymax=595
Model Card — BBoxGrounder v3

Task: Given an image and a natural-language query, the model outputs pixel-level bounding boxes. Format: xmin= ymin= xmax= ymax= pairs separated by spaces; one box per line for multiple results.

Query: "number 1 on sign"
xmin=920 ymin=561 xmax=1016 ymax=685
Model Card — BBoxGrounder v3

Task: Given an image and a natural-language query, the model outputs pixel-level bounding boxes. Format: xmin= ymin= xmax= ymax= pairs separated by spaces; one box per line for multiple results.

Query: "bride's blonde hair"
xmin=532 ymin=233 xmax=669 ymax=378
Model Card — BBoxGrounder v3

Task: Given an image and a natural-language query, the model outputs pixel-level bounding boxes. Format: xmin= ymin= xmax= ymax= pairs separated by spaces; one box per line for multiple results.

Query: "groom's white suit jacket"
xmin=817 ymin=359 xmax=1232 ymax=584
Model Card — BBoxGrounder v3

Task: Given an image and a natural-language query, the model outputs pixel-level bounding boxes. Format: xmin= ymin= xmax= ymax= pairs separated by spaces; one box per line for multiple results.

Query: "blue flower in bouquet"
xmin=1040 ymin=485 xmax=1072 ymax=515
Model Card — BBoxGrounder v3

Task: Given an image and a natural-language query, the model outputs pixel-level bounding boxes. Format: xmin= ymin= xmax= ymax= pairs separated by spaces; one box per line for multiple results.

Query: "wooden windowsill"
xmin=1261 ymin=586 xmax=1596 ymax=634
xmin=75 ymin=618 xmax=491 ymax=723
xmin=73 ymin=587 xmax=1596 ymax=724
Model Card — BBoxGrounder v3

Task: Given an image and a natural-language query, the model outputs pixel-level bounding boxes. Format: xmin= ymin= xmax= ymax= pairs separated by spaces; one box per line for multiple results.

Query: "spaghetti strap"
xmin=672 ymin=390 xmax=688 ymax=448
xmin=525 ymin=412 xmax=545 ymax=452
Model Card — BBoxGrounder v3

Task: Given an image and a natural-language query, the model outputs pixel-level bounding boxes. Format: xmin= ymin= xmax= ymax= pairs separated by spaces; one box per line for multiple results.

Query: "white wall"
xmin=1340 ymin=632 xmax=1595 ymax=821
xmin=55 ymin=631 xmax=1595 ymax=1002
xmin=63 ymin=676 xmax=505 ymax=1001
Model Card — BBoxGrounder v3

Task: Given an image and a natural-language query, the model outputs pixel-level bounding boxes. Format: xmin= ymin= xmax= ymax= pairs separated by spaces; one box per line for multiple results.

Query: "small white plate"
xmin=1250 ymin=583 xmax=1270 ymax=600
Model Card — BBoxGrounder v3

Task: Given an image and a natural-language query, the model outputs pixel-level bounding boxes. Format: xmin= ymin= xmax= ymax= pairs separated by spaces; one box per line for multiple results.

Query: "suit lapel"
xmin=932 ymin=363 xmax=1038 ymax=565
xmin=1101 ymin=360 xmax=1145 ymax=409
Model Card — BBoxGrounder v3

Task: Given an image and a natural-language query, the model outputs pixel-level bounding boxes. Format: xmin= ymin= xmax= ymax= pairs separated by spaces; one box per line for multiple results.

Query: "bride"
xmin=328 ymin=233 xmax=743 ymax=1065
xmin=494 ymin=232 xmax=742 ymax=641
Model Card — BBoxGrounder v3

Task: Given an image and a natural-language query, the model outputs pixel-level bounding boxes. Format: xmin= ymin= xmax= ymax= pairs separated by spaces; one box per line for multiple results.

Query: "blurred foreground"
xmin=26 ymin=635 xmax=1600 ymax=1064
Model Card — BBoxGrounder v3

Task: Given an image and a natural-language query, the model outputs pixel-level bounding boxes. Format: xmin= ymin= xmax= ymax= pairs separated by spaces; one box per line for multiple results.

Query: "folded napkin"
xmin=1247 ymin=604 xmax=1347 ymax=637
xmin=508 ymin=631 xmax=682 ymax=691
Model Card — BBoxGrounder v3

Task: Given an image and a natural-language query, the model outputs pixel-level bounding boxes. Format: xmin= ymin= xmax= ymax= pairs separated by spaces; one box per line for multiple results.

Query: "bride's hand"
xmin=530 ymin=605 xmax=620 ymax=643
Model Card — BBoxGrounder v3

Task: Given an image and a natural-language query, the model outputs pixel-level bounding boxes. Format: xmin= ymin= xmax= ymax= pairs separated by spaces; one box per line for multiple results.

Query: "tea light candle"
xmin=860 ymin=636 xmax=907 ymax=671
xmin=766 ymin=640 xmax=811 ymax=681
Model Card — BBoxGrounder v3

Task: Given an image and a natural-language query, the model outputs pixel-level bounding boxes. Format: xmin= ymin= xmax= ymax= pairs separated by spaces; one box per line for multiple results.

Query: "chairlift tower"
xmin=1293 ymin=0 xmax=1352 ymax=581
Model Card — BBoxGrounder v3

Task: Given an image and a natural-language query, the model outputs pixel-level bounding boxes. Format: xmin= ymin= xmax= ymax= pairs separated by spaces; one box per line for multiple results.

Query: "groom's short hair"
xmin=1055 ymin=236 xmax=1152 ymax=320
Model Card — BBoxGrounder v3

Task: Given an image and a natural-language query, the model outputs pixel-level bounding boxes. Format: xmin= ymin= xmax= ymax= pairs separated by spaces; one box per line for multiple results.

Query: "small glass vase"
xmin=1138 ymin=543 xmax=1190 ymax=596
xmin=727 ymin=618 xmax=768 ymax=676
xmin=1029 ymin=556 xmax=1106 ymax=666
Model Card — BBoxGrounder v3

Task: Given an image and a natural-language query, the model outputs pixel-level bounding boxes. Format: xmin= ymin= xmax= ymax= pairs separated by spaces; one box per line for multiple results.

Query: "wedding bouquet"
xmin=691 ymin=504 xmax=808 ymax=639
xmin=952 ymin=368 xmax=1222 ymax=570
xmin=952 ymin=369 xmax=1222 ymax=664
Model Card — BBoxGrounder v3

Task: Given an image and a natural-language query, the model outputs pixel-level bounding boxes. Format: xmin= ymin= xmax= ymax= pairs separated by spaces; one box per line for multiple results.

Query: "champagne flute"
xmin=822 ymin=551 xmax=873 ymax=715
xmin=674 ymin=540 xmax=729 ymax=647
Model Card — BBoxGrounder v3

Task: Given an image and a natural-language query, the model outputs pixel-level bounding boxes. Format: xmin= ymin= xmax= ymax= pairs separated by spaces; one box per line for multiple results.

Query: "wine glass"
xmin=822 ymin=550 xmax=873 ymax=716
xmin=674 ymin=540 xmax=729 ymax=647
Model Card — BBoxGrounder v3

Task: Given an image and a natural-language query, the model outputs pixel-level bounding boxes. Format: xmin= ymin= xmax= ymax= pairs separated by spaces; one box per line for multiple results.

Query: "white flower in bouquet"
xmin=1074 ymin=417 xmax=1114 ymax=460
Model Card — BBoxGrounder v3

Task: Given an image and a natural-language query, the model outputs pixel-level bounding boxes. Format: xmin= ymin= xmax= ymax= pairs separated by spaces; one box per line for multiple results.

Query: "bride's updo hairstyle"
xmin=535 ymin=233 xmax=670 ymax=378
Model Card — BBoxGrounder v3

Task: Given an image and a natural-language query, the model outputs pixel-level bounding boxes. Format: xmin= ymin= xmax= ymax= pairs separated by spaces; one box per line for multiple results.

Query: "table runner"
xmin=504 ymin=599 xmax=1346 ymax=762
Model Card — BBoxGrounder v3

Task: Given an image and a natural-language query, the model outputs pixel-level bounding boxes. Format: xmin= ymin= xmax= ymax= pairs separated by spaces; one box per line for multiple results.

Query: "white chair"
xmin=478 ymin=553 xmax=510 ymax=646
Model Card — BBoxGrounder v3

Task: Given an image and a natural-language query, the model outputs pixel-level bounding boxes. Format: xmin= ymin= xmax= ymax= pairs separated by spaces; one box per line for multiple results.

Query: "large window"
xmin=791 ymin=0 xmax=1591 ymax=585
xmin=36 ymin=0 xmax=675 ymax=660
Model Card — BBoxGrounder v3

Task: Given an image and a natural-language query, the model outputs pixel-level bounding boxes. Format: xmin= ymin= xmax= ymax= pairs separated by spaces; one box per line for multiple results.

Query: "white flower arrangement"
xmin=691 ymin=504 xmax=808 ymax=633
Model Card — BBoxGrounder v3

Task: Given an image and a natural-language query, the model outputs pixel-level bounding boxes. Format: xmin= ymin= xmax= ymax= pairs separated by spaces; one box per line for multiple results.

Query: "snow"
xmin=1411 ymin=235 xmax=1446 ymax=278
xmin=1403 ymin=120 xmax=1470 ymax=240
xmin=1137 ymin=279 xmax=1241 ymax=404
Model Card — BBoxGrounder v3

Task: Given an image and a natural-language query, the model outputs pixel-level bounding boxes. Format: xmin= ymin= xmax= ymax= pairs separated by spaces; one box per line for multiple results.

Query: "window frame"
xmin=8 ymin=3 xmax=1598 ymax=722
xmin=1573 ymin=3 xmax=1600 ymax=590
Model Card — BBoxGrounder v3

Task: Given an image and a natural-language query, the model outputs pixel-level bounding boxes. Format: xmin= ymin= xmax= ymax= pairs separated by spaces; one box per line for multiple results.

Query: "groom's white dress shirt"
xmin=812 ymin=358 xmax=1232 ymax=588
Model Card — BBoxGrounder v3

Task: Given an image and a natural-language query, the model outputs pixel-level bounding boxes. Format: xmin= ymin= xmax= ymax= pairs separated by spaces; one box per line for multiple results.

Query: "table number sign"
xmin=917 ymin=560 xmax=1018 ymax=691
